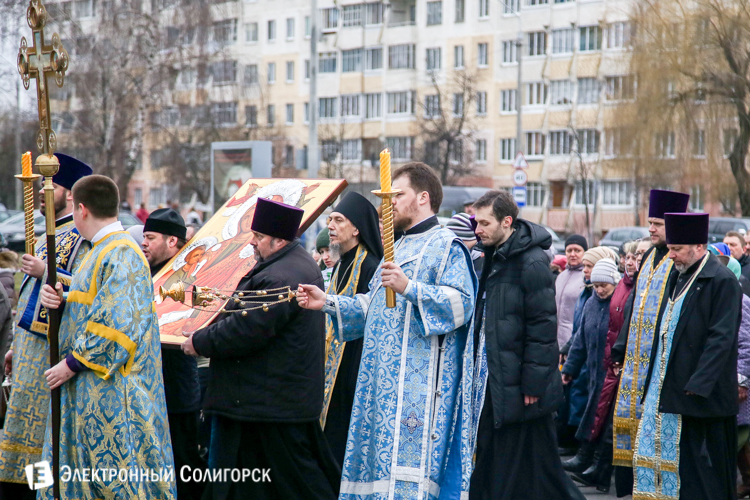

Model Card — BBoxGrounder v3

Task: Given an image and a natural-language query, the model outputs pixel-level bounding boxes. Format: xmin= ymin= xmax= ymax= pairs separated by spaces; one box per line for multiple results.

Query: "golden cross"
xmin=17 ymin=0 xmax=69 ymax=157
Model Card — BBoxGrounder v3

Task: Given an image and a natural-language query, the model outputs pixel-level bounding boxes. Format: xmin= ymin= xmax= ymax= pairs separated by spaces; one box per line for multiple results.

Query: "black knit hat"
xmin=565 ymin=234 xmax=588 ymax=252
xmin=144 ymin=208 xmax=187 ymax=239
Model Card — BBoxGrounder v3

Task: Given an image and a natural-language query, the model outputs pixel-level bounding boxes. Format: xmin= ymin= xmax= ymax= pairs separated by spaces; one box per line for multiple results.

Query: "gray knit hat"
xmin=446 ymin=212 xmax=476 ymax=241
xmin=590 ymin=258 xmax=620 ymax=285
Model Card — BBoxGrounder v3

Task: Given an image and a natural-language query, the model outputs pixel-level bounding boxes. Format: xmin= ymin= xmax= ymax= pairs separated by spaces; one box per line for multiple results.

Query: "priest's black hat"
xmin=144 ymin=208 xmax=187 ymax=240
xmin=54 ymin=153 xmax=93 ymax=190
xmin=331 ymin=191 xmax=384 ymax=260
xmin=665 ymin=213 xmax=709 ymax=245
xmin=251 ymin=198 xmax=304 ymax=241
xmin=648 ymin=189 xmax=690 ymax=219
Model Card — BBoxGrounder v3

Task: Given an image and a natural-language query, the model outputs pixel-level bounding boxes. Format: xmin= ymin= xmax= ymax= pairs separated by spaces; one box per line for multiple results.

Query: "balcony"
xmin=387 ymin=0 xmax=416 ymax=27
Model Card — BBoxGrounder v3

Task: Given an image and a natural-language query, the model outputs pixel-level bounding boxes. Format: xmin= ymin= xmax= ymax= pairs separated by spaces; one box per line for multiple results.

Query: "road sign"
xmin=513 ymin=152 xmax=529 ymax=169
xmin=512 ymin=168 xmax=528 ymax=186
xmin=513 ymin=186 xmax=527 ymax=207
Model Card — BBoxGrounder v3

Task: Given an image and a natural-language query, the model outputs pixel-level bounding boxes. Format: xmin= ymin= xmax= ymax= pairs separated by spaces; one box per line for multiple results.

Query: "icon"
xmin=512 ymin=169 xmax=528 ymax=186
xmin=512 ymin=152 xmax=529 ymax=169
xmin=513 ymin=186 xmax=527 ymax=207
xmin=25 ymin=461 xmax=54 ymax=490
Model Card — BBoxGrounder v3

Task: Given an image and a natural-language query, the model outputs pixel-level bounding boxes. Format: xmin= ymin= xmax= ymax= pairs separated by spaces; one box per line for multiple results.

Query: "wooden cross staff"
xmin=18 ymin=1 xmax=69 ymax=498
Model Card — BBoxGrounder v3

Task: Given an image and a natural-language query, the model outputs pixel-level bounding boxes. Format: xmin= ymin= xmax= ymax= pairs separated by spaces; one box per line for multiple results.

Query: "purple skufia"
xmin=664 ymin=213 xmax=709 ymax=245
xmin=648 ymin=189 xmax=690 ymax=219
xmin=251 ymin=197 xmax=304 ymax=241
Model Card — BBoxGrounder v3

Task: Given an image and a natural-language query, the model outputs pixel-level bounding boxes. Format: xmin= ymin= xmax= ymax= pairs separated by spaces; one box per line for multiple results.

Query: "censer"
xmin=159 ymin=281 xmax=298 ymax=316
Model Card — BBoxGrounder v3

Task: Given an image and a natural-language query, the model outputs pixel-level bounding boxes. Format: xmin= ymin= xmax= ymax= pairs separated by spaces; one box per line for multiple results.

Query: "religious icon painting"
xmin=154 ymin=177 xmax=347 ymax=346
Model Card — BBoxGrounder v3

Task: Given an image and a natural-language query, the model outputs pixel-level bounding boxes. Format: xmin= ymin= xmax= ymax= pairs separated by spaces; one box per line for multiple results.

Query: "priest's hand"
xmin=181 ymin=332 xmax=198 ymax=356
xmin=45 ymin=360 xmax=75 ymax=390
xmin=380 ymin=262 xmax=409 ymax=294
xmin=561 ymin=373 xmax=572 ymax=385
xmin=22 ymin=254 xmax=45 ymax=279
xmin=296 ymin=285 xmax=326 ymax=310
xmin=40 ymin=283 xmax=63 ymax=310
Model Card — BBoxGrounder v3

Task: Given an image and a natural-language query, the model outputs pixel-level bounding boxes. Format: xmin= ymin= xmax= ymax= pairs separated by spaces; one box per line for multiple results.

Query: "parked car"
xmin=0 ymin=210 xmax=143 ymax=253
xmin=542 ymin=225 xmax=566 ymax=255
xmin=0 ymin=210 xmax=22 ymax=224
xmin=600 ymin=226 xmax=650 ymax=253
xmin=707 ymin=217 xmax=750 ymax=243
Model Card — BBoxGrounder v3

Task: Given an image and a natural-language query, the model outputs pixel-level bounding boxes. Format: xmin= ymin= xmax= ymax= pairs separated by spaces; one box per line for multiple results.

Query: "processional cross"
xmin=17 ymin=2 xmax=69 ymax=499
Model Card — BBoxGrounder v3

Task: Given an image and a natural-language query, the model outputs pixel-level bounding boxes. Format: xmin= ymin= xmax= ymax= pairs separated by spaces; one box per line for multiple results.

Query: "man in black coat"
xmin=633 ymin=212 xmax=741 ymax=500
xmin=141 ymin=208 xmax=205 ymax=500
xmin=469 ymin=190 xmax=584 ymax=500
xmin=182 ymin=198 xmax=339 ymax=500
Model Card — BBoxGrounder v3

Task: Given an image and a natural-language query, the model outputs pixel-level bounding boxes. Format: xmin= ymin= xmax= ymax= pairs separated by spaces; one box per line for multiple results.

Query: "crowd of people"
xmin=0 ymin=153 xmax=744 ymax=500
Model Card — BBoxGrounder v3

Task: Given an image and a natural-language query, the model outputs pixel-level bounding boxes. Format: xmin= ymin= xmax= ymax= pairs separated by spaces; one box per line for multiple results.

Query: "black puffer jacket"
xmin=480 ymin=219 xmax=563 ymax=427
xmin=192 ymin=240 xmax=325 ymax=422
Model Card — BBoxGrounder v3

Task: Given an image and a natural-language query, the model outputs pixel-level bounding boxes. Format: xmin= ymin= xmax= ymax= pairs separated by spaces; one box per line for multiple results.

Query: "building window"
xmin=343 ymin=5 xmax=362 ymax=27
xmin=527 ymin=182 xmax=546 ymax=207
xmin=502 ymin=41 xmax=518 ymax=64
xmin=550 ymin=79 xmax=574 ymax=105
xmin=605 ymin=75 xmax=635 ymax=101
xmin=342 ymin=139 xmax=362 ymax=162
xmin=654 ymin=131 xmax=676 ymax=158
xmin=577 ymin=78 xmax=600 ymax=104
xmin=424 ymin=94 xmax=441 ymax=117
xmin=450 ymin=140 xmax=463 ymax=163
xmin=211 ymin=61 xmax=237 ymax=85
xmin=692 ymin=129 xmax=706 ymax=157
xmin=477 ymin=43 xmax=488 ymax=67
xmin=525 ymin=82 xmax=547 ymax=106
xmin=286 ymin=18 xmax=295 ymax=39
xmin=319 ymin=52 xmax=338 ymax=73
xmin=319 ymin=97 xmax=337 ymax=118
xmin=387 ymin=91 xmax=414 ymax=114
xmin=452 ymin=93 xmax=464 ymax=116
xmin=322 ymin=8 xmax=339 ymax=30
xmin=304 ymin=102 xmax=310 ymax=123
xmin=576 ymin=129 xmax=600 ymax=154
xmin=74 ymin=0 xmax=95 ymax=18
xmin=527 ymin=32 xmax=546 ymax=57
xmin=526 ymin=131 xmax=545 ymax=157
xmin=212 ymin=102 xmax=237 ymax=125
xmin=604 ymin=128 xmax=630 ymax=157
xmin=286 ymin=61 xmax=295 ymax=82
xmin=725 ymin=128 xmax=738 ymax=157
xmin=476 ymin=139 xmax=487 ymax=162
xmin=580 ymin=26 xmax=602 ymax=52
xmin=427 ymin=1 xmax=442 ymax=25
xmin=365 ymin=3 xmax=384 ymax=25
xmin=552 ymin=28 xmax=575 ymax=54
xmin=607 ymin=22 xmax=632 ymax=49
xmin=386 ymin=137 xmax=414 ymax=160
xmin=690 ymin=185 xmax=704 ymax=210
xmin=476 ymin=91 xmax=487 ymax=115
xmin=454 ymin=45 xmax=464 ymax=68
xmin=321 ymin=140 xmax=340 ymax=162
xmin=500 ymin=89 xmax=517 ymax=112
xmin=455 ymin=0 xmax=465 ymax=22
xmin=341 ymin=94 xmax=360 ymax=117
xmin=343 ymin=49 xmax=363 ymax=72
xmin=389 ymin=44 xmax=416 ymax=69
xmin=305 ymin=59 xmax=310 ymax=79
xmin=549 ymin=130 xmax=572 ymax=155
xmin=574 ymin=181 xmax=594 ymax=205
xmin=305 ymin=16 xmax=311 ymax=37
xmin=500 ymin=138 xmax=517 ymax=161
xmin=365 ymin=93 xmax=382 ymax=118
xmin=134 ymin=188 xmax=143 ymax=205
xmin=284 ymin=145 xmax=295 ymax=166
xmin=478 ymin=0 xmax=489 ymax=18
xmin=601 ymin=181 xmax=633 ymax=206
xmin=268 ymin=20 xmax=276 ymax=41
xmin=267 ymin=105 xmax=275 ymax=126
xmin=503 ymin=0 xmax=519 ymax=13
xmin=246 ymin=22 xmax=259 ymax=42
xmin=286 ymin=104 xmax=294 ymax=124
xmin=267 ymin=62 xmax=276 ymax=84
xmin=246 ymin=105 xmax=257 ymax=127
xmin=426 ymin=47 xmax=441 ymax=71
xmin=365 ymin=47 xmax=383 ymax=70
xmin=526 ymin=0 xmax=548 ymax=5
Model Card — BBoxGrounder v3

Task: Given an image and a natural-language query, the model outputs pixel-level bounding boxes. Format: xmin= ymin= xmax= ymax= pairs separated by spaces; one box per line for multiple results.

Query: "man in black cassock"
xmin=181 ymin=198 xmax=339 ymax=500
xmin=320 ymin=191 xmax=383 ymax=469
xmin=141 ymin=208 xmax=205 ymax=500
xmin=633 ymin=212 xmax=741 ymax=500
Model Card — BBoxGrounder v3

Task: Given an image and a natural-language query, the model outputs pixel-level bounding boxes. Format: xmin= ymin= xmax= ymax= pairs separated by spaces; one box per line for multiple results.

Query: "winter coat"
xmin=0 ymin=269 xmax=15 ymax=309
xmin=738 ymin=295 xmax=750 ymax=426
xmin=555 ymin=264 xmax=585 ymax=351
xmin=590 ymin=272 xmax=635 ymax=440
xmin=481 ymin=219 xmax=563 ymax=427
xmin=643 ymin=253 xmax=741 ymax=418
xmin=562 ymin=292 xmax=612 ymax=441
xmin=192 ymin=240 xmax=326 ymax=422
xmin=564 ymin=286 xmax=593 ymax=427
